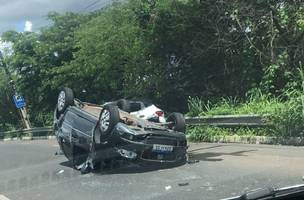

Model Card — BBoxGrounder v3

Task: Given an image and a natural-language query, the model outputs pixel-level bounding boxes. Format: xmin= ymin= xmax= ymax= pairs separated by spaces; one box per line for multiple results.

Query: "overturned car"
xmin=54 ymin=88 xmax=187 ymax=173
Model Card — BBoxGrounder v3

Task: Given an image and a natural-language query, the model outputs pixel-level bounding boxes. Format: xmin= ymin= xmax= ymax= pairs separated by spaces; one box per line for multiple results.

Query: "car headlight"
xmin=115 ymin=123 xmax=137 ymax=140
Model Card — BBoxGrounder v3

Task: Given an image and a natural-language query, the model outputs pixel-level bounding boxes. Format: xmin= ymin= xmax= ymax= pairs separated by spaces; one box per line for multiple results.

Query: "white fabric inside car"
xmin=130 ymin=105 xmax=166 ymax=123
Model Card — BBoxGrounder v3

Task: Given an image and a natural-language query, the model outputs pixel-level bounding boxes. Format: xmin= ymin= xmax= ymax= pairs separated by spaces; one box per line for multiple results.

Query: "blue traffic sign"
xmin=13 ymin=95 xmax=26 ymax=109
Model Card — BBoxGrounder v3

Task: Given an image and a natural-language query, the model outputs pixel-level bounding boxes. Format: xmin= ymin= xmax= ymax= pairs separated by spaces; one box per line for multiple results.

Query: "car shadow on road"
xmin=96 ymin=161 xmax=186 ymax=175
xmin=60 ymin=160 xmax=73 ymax=168
xmin=188 ymin=149 xmax=257 ymax=162
xmin=188 ymin=144 xmax=226 ymax=153
xmin=59 ymin=159 xmax=186 ymax=175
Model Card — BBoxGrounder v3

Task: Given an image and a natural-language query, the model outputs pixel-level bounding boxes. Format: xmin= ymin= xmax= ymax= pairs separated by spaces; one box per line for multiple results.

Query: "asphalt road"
xmin=0 ymin=140 xmax=304 ymax=200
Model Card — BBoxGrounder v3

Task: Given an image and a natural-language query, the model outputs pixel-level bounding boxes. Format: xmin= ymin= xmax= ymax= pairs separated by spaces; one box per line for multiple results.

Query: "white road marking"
xmin=0 ymin=195 xmax=10 ymax=200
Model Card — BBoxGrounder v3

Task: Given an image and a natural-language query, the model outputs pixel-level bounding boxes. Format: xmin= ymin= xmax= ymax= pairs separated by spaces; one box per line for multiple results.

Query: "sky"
xmin=0 ymin=0 xmax=112 ymax=33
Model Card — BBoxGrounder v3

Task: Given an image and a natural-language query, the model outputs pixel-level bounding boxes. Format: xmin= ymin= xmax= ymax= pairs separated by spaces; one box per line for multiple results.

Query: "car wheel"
xmin=167 ymin=112 xmax=186 ymax=133
xmin=139 ymin=102 xmax=146 ymax=110
xmin=117 ymin=99 xmax=130 ymax=112
xmin=129 ymin=101 xmax=146 ymax=112
xmin=99 ymin=104 xmax=120 ymax=136
xmin=56 ymin=87 xmax=74 ymax=115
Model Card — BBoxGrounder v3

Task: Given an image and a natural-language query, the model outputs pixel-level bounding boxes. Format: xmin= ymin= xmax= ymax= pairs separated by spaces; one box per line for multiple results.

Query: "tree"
xmin=2 ymin=0 xmax=304 ymax=129
xmin=0 ymin=70 xmax=21 ymax=131
xmin=53 ymin=3 xmax=148 ymax=103
xmin=2 ymin=12 xmax=91 ymax=126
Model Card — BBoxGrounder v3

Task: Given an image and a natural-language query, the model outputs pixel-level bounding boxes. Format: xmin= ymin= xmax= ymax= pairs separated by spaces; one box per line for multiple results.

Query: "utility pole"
xmin=0 ymin=51 xmax=31 ymax=130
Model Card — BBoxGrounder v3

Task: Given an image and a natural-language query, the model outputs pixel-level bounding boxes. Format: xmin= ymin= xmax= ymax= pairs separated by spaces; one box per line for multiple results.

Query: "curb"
xmin=187 ymin=135 xmax=304 ymax=146
xmin=2 ymin=134 xmax=304 ymax=146
xmin=1 ymin=135 xmax=56 ymax=141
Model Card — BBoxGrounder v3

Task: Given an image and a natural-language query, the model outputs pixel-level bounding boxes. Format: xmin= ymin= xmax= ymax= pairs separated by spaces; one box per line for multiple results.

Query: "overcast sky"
xmin=0 ymin=0 xmax=112 ymax=33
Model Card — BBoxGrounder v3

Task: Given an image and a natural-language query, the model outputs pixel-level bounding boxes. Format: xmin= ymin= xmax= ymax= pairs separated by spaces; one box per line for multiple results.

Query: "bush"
xmin=29 ymin=111 xmax=53 ymax=127
xmin=188 ymin=89 xmax=284 ymax=117
xmin=267 ymin=68 xmax=304 ymax=137
xmin=187 ymin=69 xmax=304 ymax=141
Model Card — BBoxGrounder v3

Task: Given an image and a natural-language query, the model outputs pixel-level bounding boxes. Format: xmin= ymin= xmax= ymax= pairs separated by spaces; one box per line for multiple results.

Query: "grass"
xmin=186 ymin=126 xmax=269 ymax=142
xmin=187 ymin=68 xmax=304 ymax=142
xmin=187 ymin=89 xmax=284 ymax=117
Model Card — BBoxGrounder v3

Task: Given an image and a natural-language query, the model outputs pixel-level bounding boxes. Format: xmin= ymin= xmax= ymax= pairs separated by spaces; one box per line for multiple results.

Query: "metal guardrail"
xmin=0 ymin=114 xmax=268 ymax=138
xmin=185 ymin=114 xmax=269 ymax=127
xmin=0 ymin=126 xmax=53 ymax=137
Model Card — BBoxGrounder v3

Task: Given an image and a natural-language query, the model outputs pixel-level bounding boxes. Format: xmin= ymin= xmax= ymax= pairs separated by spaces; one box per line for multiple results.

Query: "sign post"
xmin=13 ymin=94 xmax=31 ymax=130
xmin=13 ymin=95 xmax=26 ymax=109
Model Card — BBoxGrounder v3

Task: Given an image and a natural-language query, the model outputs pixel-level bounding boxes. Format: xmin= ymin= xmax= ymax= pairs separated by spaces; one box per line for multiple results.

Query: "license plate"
xmin=152 ymin=144 xmax=173 ymax=153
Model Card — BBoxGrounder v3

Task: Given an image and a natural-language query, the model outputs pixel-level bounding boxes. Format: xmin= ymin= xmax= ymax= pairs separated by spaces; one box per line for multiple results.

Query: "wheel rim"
xmin=57 ymin=91 xmax=66 ymax=111
xmin=100 ymin=109 xmax=110 ymax=132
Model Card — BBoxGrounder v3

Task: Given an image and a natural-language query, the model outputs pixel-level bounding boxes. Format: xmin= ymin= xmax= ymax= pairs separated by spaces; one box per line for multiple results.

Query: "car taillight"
xmin=155 ymin=111 xmax=164 ymax=117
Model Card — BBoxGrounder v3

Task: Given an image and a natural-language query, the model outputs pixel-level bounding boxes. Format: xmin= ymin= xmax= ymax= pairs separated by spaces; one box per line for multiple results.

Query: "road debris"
xmin=178 ymin=182 xmax=189 ymax=187
xmin=55 ymin=151 xmax=63 ymax=156
xmin=206 ymin=186 xmax=213 ymax=191
xmin=56 ymin=169 xmax=64 ymax=174
xmin=0 ymin=194 xmax=10 ymax=200
xmin=187 ymin=159 xmax=200 ymax=164
xmin=165 ymin=185 xmax=172 ymax=191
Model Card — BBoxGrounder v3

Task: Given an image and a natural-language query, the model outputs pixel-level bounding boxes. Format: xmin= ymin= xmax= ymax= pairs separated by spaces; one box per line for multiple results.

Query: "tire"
xmin=56 ymin=87 xmax=74 ymax=115
xmin=139 ymin=102 xmax=146 ymax=110
xmin=117 ymin=99 xmax=130 ymax=112
xmin=140 ymin=99 xmax=153 ymax=107
xmin=167 ymin=112 xmax=186 ymax=133
xmin=129 ymin=101 xmax=145 ymax=112
xmin=98 ymin=104 xmax=120 ymax=136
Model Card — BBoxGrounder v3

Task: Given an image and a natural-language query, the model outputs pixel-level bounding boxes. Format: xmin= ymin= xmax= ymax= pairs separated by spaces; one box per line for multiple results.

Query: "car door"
xmin=57 ymin=110 xmax=76 ymax=160
xmin=70 ymin=112 xmax=95 ymax=150
xmin=60 ymin=111 xmax=89 ymax=149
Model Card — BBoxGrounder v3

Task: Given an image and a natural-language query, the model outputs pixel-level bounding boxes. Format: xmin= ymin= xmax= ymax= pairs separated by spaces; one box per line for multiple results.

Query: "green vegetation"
xmin=0 ymin=70 xmax=21 ymax=131
xmin=0 ymin=0 xmax=304 ymax=137
xmin=187 ymin=68 xmax=304 ymax=141
xmin=187 ymin=126 xmax=268 ymax=142
xmin=187 ymin=90 xmax=284 ymax=117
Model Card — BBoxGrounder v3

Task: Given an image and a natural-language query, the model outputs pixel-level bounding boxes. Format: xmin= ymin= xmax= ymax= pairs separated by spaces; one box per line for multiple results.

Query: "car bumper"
xmin=114 ymin=137 xmax=187 ymax=164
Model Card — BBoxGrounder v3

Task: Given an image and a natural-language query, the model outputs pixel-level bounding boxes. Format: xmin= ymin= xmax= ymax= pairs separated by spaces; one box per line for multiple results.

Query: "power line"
xmin=83 ymin=0 xmax=102 ymax=11
xmin=87 ymin=0 xmax=113 ymax=12
xmin=81 ymin=0 xmax=118 ymax=12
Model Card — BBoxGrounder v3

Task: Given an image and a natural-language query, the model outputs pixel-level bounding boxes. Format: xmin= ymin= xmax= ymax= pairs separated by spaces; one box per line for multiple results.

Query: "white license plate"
xmin=152 ymin=144 xmax=173 ymax=153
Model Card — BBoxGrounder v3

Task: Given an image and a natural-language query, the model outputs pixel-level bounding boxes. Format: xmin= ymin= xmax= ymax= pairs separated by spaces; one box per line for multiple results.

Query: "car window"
xmin=63 ymin=111 xmax=77 ymax=125
xmin=63 ymin=111 xmax=94 ymax=135
xmin=72 ymin=114 xmax=95 ymax=136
